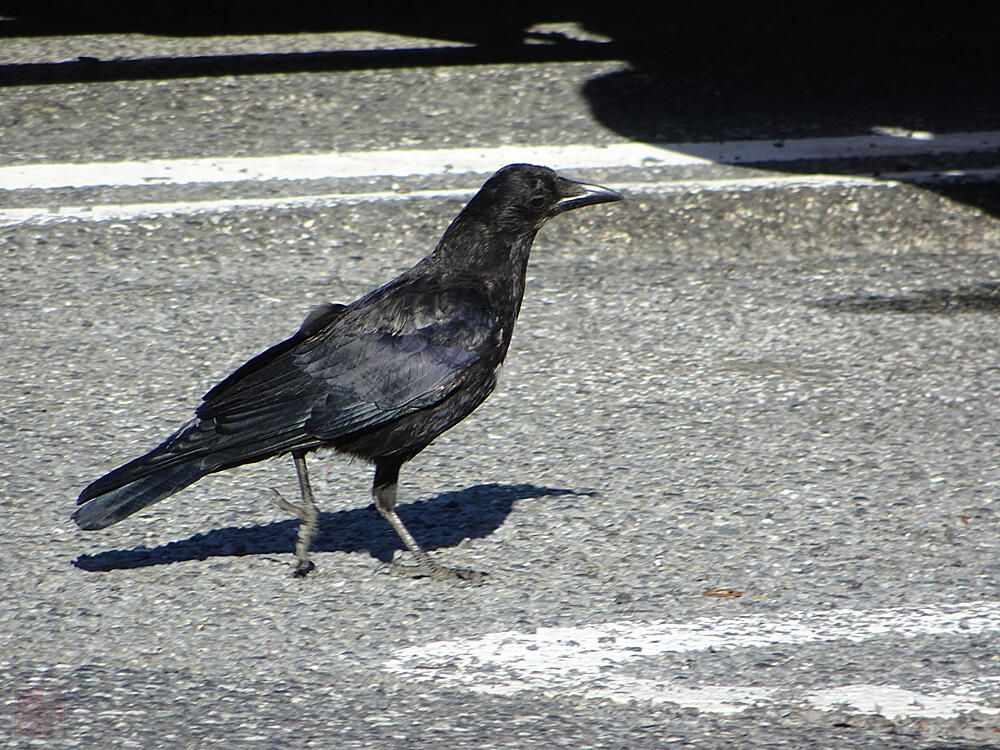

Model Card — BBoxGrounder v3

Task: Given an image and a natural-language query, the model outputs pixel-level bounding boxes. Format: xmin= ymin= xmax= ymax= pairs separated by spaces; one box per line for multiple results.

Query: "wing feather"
xmin=195 ymin=287 xmax=497 ymax=445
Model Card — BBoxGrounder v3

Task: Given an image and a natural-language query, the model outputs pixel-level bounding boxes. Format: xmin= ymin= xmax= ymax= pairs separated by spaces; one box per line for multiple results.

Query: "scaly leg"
xmin=372 ymin=458 xmax=483 ymax=583
xmin=290 ymin=451 xmax=320 ymax=576
xmin=266 ymin=449 xmax=320 ymax=577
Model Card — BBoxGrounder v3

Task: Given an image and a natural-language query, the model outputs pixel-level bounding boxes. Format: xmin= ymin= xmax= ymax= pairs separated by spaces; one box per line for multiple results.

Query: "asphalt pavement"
xmin=2 ymin=12 xmax=1000 ymax=749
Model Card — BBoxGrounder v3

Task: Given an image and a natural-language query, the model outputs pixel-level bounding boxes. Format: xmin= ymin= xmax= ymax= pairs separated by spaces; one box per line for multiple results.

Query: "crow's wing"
xmin=197 ymin=291 xmax=497 ymax=442
xmin=202 ymin=302 xmax=348 ymax=405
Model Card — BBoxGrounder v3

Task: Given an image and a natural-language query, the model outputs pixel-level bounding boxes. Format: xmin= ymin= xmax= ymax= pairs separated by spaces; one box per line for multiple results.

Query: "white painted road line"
xmin=0 ymin=187 xmax=476 ymax=228
xmin=0 ymin=144 xmax=697 ymax=191
xmin=806 ymin=681 xmax=1000 ymax=720
xmin=383 ymin=601 xmax=1000 ymax=718
xmin=2 ymin=131 xmax=999 ymax=190
xmin=4 ymin=169 xmax=998 ymax=229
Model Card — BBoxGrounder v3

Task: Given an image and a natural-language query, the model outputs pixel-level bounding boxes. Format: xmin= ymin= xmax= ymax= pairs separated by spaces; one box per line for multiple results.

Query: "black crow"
xmin=73 ymin=164 xmax=622 ymax=580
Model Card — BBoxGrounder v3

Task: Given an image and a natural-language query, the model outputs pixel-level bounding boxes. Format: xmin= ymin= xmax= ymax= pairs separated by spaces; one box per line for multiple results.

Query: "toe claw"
xmin=389 ymin=561 xmax=486 ymax=584
xmin=292 ymin=560 xmax=316 ymax=578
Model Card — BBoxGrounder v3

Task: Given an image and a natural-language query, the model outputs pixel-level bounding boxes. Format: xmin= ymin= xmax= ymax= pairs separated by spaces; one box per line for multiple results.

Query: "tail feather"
xmin=72 ymin=460 xmax=208 ymax=530
xmin=75 ymin=418 xmax=220 ymax=530
xmin=74 ymin=417 xmax=314 ymax=530
xmin=77 ymin=418 xmax=208 ymax=505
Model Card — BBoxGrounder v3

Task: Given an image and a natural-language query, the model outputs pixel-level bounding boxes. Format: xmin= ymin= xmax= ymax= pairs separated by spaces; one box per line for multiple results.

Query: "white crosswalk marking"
xmin=2 ymin=131 xmax=998 ymax=190
xmin=3 ymin=131 xmax=997 ymax=228
xmin=383 ymin=601 xmax=1000 ymax=718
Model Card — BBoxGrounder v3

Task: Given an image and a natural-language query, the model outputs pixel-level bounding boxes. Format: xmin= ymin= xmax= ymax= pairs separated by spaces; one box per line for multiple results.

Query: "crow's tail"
xmin=73 ymin=418 xmax=217 ymax=530
xmin=73 ymin=416 xmax=312 ymax=530
xmin=72 ymin=459 xmax=209 ymax=530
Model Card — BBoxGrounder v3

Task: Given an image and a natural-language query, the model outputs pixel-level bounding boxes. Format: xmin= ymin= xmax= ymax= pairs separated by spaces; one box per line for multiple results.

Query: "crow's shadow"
xmin=73 ymin=483 xmax=586 ymax=571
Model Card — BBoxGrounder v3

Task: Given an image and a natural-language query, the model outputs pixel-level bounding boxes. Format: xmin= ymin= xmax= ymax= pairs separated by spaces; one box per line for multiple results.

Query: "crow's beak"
xmin=549 ymin=178 xmax=623 ymax=216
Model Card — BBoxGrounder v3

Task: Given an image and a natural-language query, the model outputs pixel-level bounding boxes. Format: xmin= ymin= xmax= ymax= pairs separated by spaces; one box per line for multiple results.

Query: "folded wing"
xmin=197 ymin=287 xmax=497 ymax=445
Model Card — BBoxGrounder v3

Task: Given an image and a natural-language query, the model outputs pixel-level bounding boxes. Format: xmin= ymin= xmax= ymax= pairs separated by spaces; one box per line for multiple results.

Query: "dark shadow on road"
xmin=0 ymin=38 xmax=620 ymax=86
xmin=576 ymin=7 xmax=1000 ymax=218
xmin=813 ymin=282 xmax=1000 ymax=314
xmin=72 ymin=482 xmax=587 ymax=571
xmin=0 ymin=3 xmax=620 ymax=86
xmin=2 ymin=4 xmax=997 ymax=216
xmin=0 ymin=2 xmax=537 ymax=39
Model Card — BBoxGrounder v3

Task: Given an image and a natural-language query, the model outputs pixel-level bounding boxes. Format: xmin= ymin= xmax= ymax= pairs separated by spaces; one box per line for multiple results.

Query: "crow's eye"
xmin=529 ymin=195 xmax=546 ymax=209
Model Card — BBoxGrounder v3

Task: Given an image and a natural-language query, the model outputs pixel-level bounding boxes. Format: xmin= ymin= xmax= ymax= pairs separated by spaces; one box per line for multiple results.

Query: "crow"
xmin=73 ymin=164 xmax=622 ymax=581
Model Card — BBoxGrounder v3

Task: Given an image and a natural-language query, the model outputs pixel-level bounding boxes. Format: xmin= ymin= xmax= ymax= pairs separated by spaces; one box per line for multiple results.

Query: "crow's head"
xmin=432 ymin=164 xmax=621 ymax=274
xmin=472 ymin=164 xmax=622 ymax=229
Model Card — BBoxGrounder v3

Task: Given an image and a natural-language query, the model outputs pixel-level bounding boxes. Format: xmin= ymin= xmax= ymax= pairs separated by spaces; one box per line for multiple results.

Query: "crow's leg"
xmin=372 ymin=459 xmax=484 ymax=583
xmin=290 ymin=451 xmax=321 ymax=576
xmin=266 ymin=450 xmax=320 ymax=577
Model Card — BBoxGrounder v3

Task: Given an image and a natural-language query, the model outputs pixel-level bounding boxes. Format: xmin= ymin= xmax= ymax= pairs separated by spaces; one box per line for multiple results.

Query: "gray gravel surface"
xmin=2 ymin=20 xmax=1000 ymax=749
